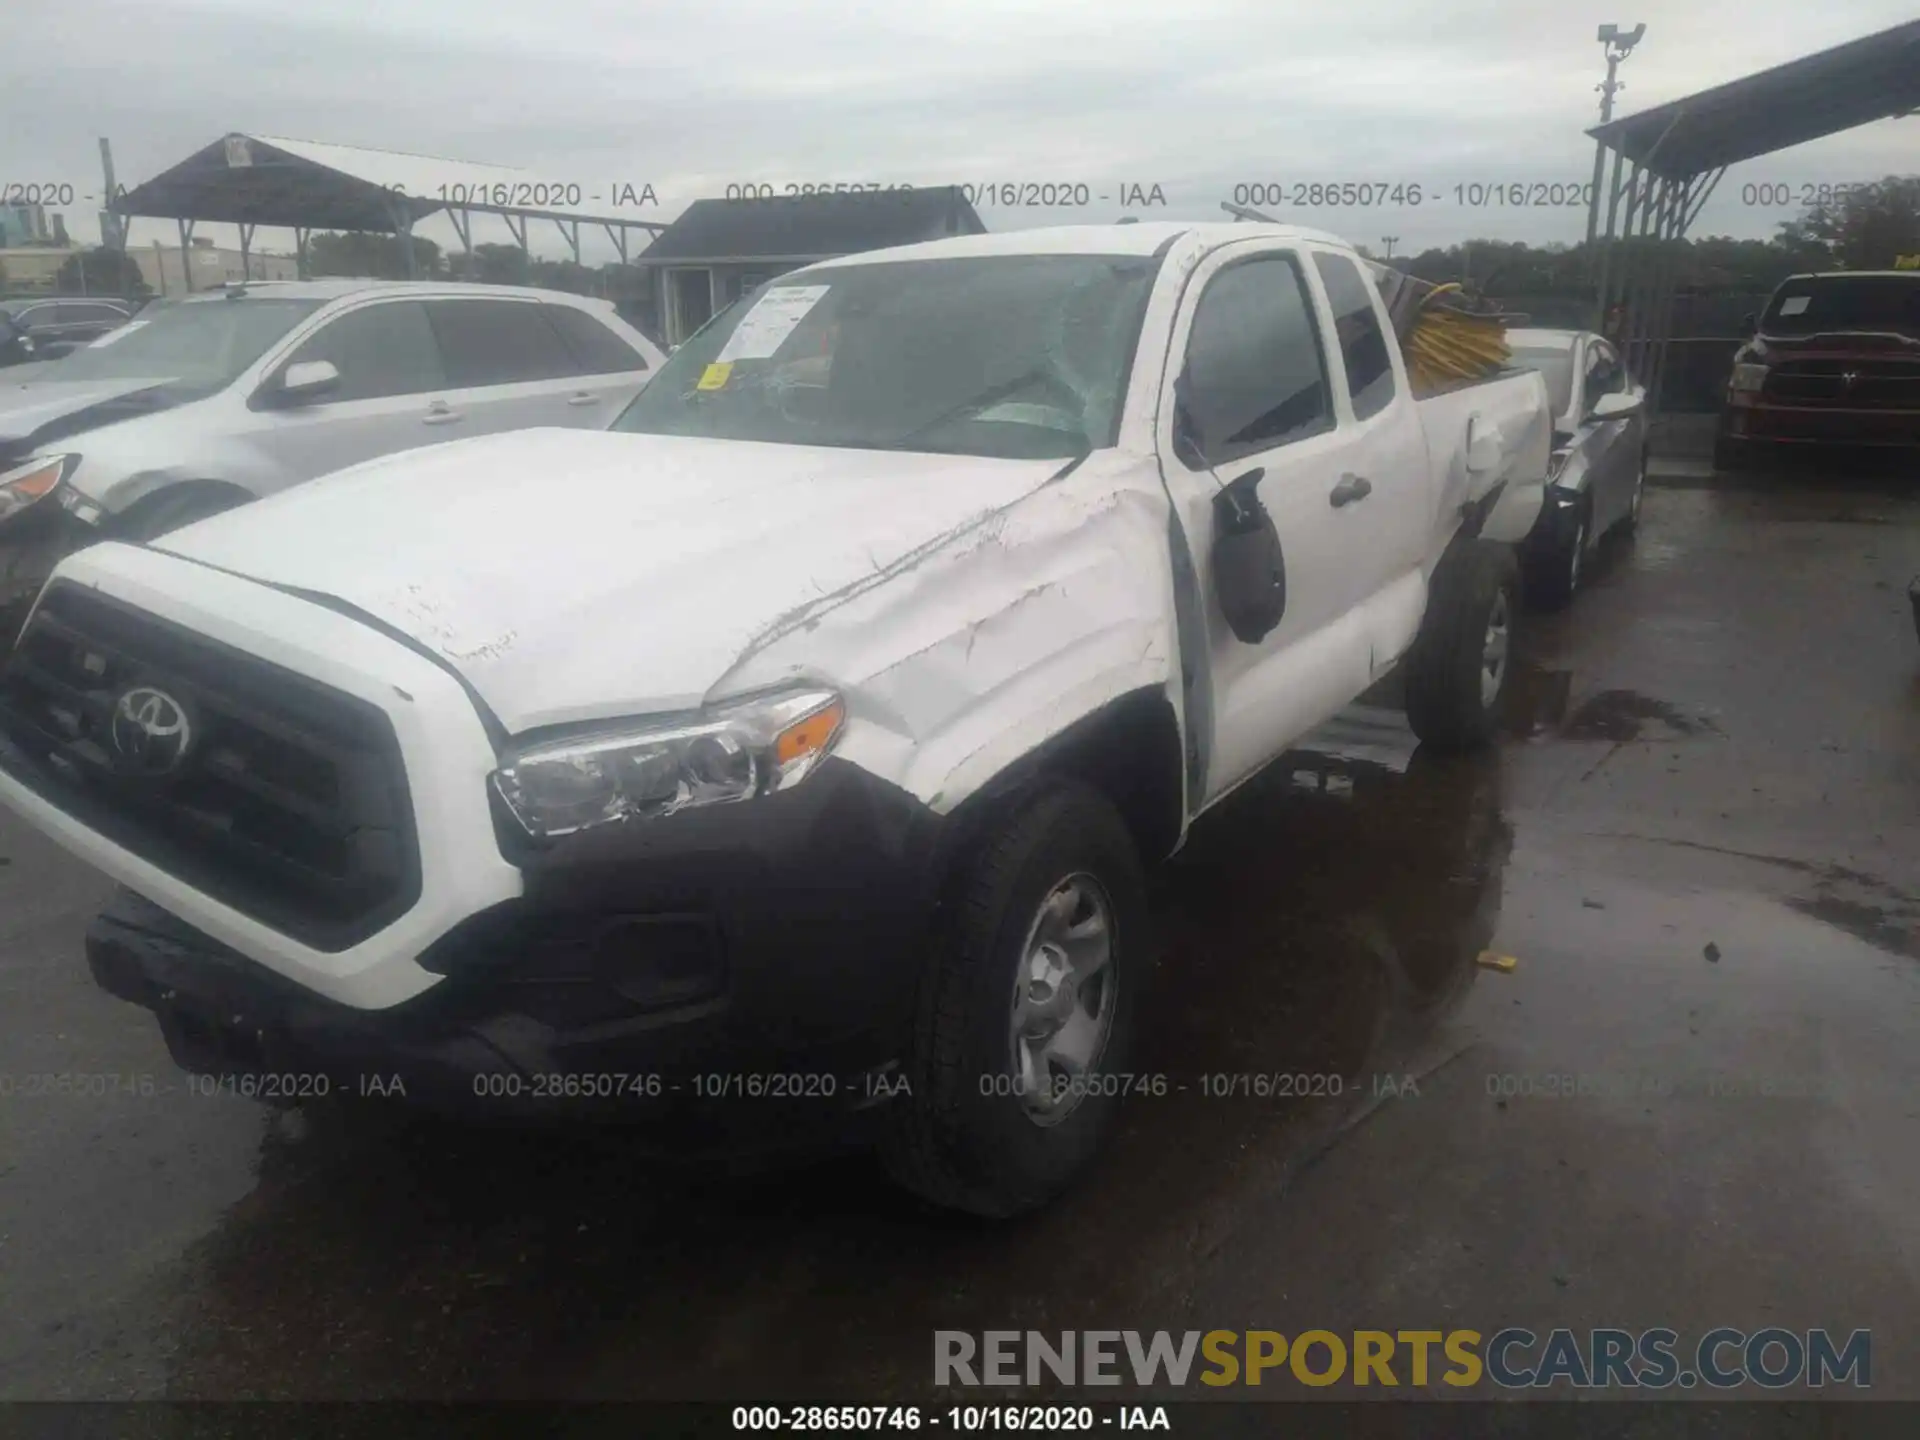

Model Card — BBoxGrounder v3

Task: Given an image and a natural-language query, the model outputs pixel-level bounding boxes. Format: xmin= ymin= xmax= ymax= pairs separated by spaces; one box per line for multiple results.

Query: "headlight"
xmin=492 ymin=687 xmax=845 ymax=839
xmin=0 ymin=454 xmax=77 ymax=524
xmin=1729 ymin=363 xmax=1769 ymax=394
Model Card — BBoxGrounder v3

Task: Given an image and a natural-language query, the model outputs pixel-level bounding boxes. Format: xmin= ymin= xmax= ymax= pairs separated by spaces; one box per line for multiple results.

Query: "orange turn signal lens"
xmin=775 ymin=697 xmax=845 ymax=767
xmin=3 ymin=459 xmax=64 ymax=501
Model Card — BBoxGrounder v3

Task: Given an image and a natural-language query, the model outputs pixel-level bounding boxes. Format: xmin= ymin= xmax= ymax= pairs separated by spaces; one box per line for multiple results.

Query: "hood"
xmin=0 ymin=374 xmax=191 ymax=460
xmin=156 ymin=427 xmax=1073 ymax=732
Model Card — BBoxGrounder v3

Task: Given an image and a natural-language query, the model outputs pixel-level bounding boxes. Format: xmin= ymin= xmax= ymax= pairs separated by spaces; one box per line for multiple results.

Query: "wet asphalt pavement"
xmin=1 ymin=466 xmax=1917 ymax=1405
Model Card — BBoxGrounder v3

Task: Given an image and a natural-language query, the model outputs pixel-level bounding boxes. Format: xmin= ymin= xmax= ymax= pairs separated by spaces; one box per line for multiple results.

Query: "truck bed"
xmin=1413 ymin=365 xmax=1553 ymax=548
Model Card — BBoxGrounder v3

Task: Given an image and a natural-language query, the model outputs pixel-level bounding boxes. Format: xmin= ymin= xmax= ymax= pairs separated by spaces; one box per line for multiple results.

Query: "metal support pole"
xmin=1585 ymin=50 xmax=1624 ymax=251
xmin=1592 ymin=151 xmax=1632 ymax=331
xmin=1621 ymin=173 xmax=1665 ymax=386
xmin=294 ymin=227 xmax=309 ymax=280
xmin=177 ymin=217 xmax=196 ymax=294
xmin=98 ymin=138 xmax=123 ymax=251
xmin=1643 ymin=177 xmax=1688 ymax=421
xmin=555 ymin=219 xmax=580 ymax=266
xmin=238 ymin=222 xmax=254 ymax=281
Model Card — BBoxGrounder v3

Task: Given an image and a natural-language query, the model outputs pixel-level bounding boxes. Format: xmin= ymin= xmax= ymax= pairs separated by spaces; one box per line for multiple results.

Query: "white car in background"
xmin=0 ymin=279 xmax=662 ymax=556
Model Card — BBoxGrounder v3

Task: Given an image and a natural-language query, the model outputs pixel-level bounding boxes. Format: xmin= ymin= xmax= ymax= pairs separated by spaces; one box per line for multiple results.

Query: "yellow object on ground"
xmin=1476 ymin=951 xmax=1519 ymax=972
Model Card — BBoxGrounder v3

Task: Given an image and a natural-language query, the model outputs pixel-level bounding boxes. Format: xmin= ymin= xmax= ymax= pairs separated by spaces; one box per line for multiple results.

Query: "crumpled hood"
xmin=0 ymin=374 xmax=190 ymax=452
xmin=156 ymin=427 xmax=1073 ymax=733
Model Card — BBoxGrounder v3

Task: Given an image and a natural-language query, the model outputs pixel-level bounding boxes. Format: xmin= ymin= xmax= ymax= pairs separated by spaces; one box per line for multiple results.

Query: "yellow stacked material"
xmin=1404 ymin=282 xmax=1512 ymax=396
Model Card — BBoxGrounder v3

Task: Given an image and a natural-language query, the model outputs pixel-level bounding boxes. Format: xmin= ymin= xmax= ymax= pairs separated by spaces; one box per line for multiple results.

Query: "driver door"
xmin=1158 ymin=244 xmax=1373 ymax=806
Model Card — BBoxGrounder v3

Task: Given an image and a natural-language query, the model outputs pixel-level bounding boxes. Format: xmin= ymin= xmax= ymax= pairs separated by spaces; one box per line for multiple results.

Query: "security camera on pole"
xmin=1584 ymin=23 xmax=1646 ymax=252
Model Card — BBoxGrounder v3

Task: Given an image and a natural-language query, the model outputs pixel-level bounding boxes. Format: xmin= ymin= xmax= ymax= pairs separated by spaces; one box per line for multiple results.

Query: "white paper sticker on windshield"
xmin=1778 ymin=295 xmax=1810 ymax=316
xmin=714 ymin=285 xmax=831 ymax=362
xmin=86 ymin=320 xmax=149 ymax=347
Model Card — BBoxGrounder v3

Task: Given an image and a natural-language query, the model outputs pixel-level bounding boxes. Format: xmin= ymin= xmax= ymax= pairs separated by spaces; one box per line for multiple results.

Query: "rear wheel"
xmin=1711 ymin=434 xmax=1752 ymax=475
xmin=882 ymin=781 xmax=1148 ymax=1218
xmin=1404 ymin=539 xmax=1520 ymax=752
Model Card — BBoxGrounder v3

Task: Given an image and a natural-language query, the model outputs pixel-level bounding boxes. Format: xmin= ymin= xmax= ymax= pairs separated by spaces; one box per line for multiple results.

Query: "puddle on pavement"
xmin=148 ymin=719 xmax=1515 ymax=1400
xmin=1560 ymin=688 xmax=1722 ymax=743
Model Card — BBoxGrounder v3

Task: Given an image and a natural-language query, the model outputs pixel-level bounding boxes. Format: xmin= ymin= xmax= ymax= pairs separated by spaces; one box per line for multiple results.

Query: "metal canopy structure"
xmin=112 ymin=133 xmax=668 ymax=288
xmin=1582 ymin=18 xmax=1920 ymax=420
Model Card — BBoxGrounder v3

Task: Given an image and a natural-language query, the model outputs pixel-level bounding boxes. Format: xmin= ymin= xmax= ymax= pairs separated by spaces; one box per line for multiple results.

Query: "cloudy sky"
xmin=7 ymin=0 xmax=1916 ymax=265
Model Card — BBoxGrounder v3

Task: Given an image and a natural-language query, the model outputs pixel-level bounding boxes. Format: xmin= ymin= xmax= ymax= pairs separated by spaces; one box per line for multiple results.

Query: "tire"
xmin=1618 ymin=450 xmax=1647 ymax=536
xmin=117 ymin=485 xmax=250 ymax=542
xmin=881 ymin=780 xmax=1149 ymax=1218
xmin=1403 ymin=539 xmax=1520 ymax=753
xmin=1524 ymin=504 xmax=1587 ymax=612
xmin=1711 ymin=434 xmax=1750 ymax=475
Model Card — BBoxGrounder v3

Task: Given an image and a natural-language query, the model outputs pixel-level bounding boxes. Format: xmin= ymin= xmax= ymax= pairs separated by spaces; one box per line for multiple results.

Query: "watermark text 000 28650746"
xmin=934 ymin=1328 xmax=1872 ymax=1391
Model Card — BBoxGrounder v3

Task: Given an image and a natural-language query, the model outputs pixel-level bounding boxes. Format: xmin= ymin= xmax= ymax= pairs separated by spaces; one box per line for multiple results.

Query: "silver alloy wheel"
xmin=1480 ymin=587 xmax=1511 ymax=709
xmin=1568 ymin=521 xmax=1587 ymax=592
xmin=1008 ymin=872 xmax=1117 ymax=1126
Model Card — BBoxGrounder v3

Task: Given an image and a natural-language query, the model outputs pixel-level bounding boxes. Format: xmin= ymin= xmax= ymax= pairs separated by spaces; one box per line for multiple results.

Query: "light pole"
xmin=1382 ymin=235 xmax=1399 ymax=259
xmin=1585 ymin=23 xmax=1646 ymax=250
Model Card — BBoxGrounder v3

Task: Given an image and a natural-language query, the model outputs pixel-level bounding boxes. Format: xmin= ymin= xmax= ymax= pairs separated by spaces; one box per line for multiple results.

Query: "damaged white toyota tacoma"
xmin=0 ymin=223 xmax=1547 ymax=1216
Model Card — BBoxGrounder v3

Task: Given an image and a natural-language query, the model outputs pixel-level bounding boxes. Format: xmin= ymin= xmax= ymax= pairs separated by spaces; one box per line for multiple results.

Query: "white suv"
xmin=0 ymin=279 xmax=662 ymax=547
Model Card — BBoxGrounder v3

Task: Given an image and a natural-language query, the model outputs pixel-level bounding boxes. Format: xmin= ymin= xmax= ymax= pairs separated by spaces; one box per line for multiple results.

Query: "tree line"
xmin=19 ymin=174 xmax=1916 ymax=305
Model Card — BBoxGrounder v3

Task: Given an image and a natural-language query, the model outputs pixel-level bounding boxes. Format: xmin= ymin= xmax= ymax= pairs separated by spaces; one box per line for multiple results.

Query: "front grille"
xmin=1763 ymin=357 xmax=1920 ymax=410
xmin=0 ymin=582 xmax=420 ymax=951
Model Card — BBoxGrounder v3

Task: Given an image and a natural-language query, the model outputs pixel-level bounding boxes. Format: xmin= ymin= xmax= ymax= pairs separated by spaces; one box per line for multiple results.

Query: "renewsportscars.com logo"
xmin=934 ymin=1328 xmax=1871 ymax=1391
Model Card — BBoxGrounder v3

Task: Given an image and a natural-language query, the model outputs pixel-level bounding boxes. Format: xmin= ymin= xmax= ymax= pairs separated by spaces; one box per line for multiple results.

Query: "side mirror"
xmin=1587 ymin=391 xmax=1642 ymax=422
xmin=276 ymin=359 xmax=340 ymax=404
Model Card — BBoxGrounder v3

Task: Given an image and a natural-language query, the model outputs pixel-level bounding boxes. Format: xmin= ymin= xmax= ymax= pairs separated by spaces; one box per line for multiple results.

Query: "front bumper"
xmin=1721 ymin=403 xmax=1920 ymax=450
xmin=1522 ymin=484 xmax=1583 ymax=557
xmin=83 ymin=755 xmax=948 ymax=1135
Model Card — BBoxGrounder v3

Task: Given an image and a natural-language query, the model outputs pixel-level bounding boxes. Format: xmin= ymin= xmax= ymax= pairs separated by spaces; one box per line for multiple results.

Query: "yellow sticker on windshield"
xmin=697 ymin=362 xmax=734 ymax=391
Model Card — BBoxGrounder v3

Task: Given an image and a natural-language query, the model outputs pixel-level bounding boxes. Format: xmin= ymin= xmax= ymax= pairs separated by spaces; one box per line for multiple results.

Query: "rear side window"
xmin=425 ymin=299 xmax=579 ymax=386
xmin=284 ymin=300 xmax=447 ymax=401
xmin=1180 ymin=255 xmax=1333 ymax=467
xmin=1311 ymin=252 xmax=1396 ymax=420
xmin=543 ymin=304 xmax=649 ymax=373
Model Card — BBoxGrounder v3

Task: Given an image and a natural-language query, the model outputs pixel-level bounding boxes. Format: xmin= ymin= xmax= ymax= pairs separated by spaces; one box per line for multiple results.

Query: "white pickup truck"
xmin=0 ymin=223 xmax=1548 ymax=1216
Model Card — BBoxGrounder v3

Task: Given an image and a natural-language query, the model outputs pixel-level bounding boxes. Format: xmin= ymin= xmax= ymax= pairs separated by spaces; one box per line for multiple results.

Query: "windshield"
xmin=39 ymin=295 xmax=323 ymax=391
xmin=1510 ymin=345 xmax=1576 ymax=416
xmin=612 ymin=254 xmax=1162 ymax=459
xmin=1761 ymin=275 xmax=1920 ymax=335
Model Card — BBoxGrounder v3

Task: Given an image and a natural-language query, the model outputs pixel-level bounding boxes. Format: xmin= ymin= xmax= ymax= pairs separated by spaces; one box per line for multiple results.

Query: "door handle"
xmin=1329 ymin=474 xmax=1373 ymax=507
xmin=566 ymin=391 xmax=599 ymax=407
xmin=423 ymin=401 xmax=464 ymax=426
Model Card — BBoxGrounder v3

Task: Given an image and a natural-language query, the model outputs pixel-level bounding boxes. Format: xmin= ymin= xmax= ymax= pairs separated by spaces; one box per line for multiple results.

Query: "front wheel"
xmin=882 ymin=781 xmax=1149 ymax=1218
xmin=1619 ymin=450 xmax=1647 ymax=536
xmin=1404 ymin=539 xmax=1520 ymax=752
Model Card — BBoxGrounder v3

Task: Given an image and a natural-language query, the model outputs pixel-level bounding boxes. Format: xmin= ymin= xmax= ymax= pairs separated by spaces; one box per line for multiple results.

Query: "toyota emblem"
xmin=110 ymin=686 xmax=193 ymax=774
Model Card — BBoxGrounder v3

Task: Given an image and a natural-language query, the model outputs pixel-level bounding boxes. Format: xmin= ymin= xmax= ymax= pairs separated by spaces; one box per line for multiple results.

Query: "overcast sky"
xmin=6 ymin=0 xmax=1916 ymax=265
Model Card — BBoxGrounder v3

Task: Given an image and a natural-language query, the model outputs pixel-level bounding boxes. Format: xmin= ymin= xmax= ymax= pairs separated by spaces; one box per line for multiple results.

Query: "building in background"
xmin=636 ymin=187 xmax=987 ymax=345
xmin=135 ymin=236 xmax=299 ymax=295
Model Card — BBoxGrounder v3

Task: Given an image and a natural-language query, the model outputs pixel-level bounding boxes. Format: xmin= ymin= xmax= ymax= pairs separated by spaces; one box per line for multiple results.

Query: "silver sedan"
xmin=1508 ymin=327 xmax=1650 ymax=609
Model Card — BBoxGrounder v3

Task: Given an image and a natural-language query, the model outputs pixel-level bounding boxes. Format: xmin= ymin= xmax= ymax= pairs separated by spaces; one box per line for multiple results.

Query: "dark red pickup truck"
xmin=1715 ymin=271 xmax=1920 ymax=470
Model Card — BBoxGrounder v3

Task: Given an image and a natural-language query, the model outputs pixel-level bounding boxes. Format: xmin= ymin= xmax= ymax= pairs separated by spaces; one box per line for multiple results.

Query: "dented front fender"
xmin=712 ymin=454 xmax=1185 ymax=817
